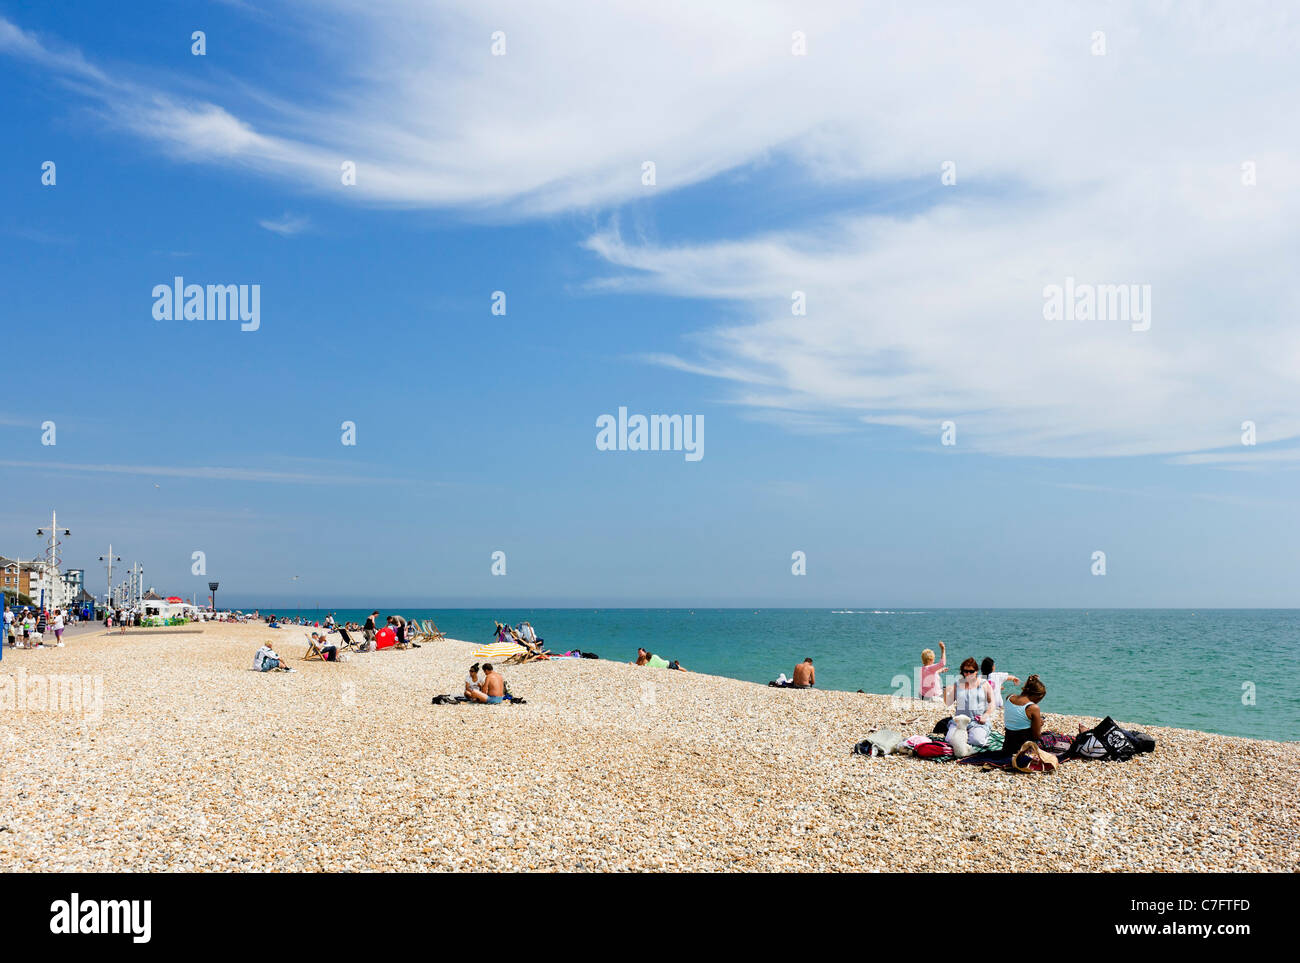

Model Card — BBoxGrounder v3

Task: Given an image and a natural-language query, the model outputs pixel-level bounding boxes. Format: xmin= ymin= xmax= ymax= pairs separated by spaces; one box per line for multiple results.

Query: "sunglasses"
xmin=961 ymin=669 xmax=976 ymax=675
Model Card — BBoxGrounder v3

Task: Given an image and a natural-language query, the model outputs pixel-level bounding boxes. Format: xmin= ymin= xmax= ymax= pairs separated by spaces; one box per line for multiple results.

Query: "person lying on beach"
xmin=919 ymin=641 xmax=945 ymax=701
xmin=631 ymin=648 xmax=683 ymax=669
xmin=944 ymin=657 xmax=995 ymax=748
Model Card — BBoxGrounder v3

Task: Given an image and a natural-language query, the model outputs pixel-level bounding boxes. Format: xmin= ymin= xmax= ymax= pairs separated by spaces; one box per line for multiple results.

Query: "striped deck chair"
xmin=423 ymin=620 xmax=446 ymax=642
xmin=303 ymin=632 xmax=327 ymax=661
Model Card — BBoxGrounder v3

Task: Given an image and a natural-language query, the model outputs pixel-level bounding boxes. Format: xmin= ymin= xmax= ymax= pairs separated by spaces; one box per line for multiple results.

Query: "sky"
xmin=1 ymin=0 xmax=1298 ymax=608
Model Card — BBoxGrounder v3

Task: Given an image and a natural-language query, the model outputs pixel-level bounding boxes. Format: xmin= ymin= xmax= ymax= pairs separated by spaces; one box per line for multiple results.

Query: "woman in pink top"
xmin=919 ymin=640 xmax=946 ymax=701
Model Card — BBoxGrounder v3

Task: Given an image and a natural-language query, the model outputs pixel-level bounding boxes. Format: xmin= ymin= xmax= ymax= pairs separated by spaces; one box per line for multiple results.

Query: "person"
xmin=980 ymin=657 xmax=1020 ymax=710
xmin=363 ymin=610 xmax=378 ymax=646
xmin=919 ymin=641 xmax=946 ymax=702
xmin=1001 ymin=675 xmax=1046 ymax=756
xmin=944 ymin=657 xmax=995 ymax=748
xmin=631 ymin=647 xmax=650 ymax=666
xmin=311 ymin=631 xmax=338 ymax=662
xmin=465 ymin=663 xmax=483 ymax=699
xmin=22 ymin=614 xmax=33 ymax=647
xmin=254 ymin=642 xmax=292 ymax=672
xmin=4 ymin=607 xmax=13 ymax=647
xmin=473 ymin=662 xmax=507 ymax=704
xmin=644 ymin=651 xmax=685 ymax=670
xmin=53 ymin=609 xmax=64 ymax=645
xmin=520 ymin=621 xmax=543 ymax=647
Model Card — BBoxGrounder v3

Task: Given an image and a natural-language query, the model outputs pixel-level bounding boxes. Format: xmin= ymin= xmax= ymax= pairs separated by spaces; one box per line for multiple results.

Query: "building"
xmin=0 ymin=557 xmax=29 ymax=599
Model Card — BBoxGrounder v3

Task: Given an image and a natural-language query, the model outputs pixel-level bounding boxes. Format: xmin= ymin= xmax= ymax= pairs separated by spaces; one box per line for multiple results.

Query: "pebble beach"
xmin=2 ymin=622 xmax=1297 ymax=872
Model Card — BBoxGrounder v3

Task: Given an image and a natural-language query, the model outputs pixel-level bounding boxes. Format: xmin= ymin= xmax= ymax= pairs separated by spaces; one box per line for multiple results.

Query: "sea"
xmin=260 ymin=607 xmax=1300 ymax=742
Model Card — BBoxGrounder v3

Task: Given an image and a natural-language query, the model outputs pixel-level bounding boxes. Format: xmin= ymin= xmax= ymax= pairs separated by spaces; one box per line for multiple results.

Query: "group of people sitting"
xmin=913 ymin=640 xmax=1062 ymax=762
xmin=493 ymin=620 xmax=547 ymax=658
xmin=631 ymin=647 xmax=686 ymax=670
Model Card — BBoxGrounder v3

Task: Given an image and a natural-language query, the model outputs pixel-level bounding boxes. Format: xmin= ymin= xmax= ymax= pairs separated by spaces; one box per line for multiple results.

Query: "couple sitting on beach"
xmin=632 ymin=647 xmax=685 ymax=670
xmin=464 ymin=662 xmax=516 ymax=703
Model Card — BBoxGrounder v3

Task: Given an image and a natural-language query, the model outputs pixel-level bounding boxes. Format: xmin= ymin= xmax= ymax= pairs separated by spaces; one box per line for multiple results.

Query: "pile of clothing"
xmin=852 ymin=715 xmax=1155 ymax=774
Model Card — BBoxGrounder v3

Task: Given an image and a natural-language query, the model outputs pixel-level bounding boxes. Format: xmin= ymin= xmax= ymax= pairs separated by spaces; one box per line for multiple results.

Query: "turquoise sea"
xmin=261 ymin=608 xmax=1300 ymax=741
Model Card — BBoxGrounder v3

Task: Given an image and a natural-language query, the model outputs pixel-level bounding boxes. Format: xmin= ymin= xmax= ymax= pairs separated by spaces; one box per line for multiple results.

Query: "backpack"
xmin=915 ymin=740 xmax=953 ymax=759
xmin=1125 ymin=729 xmax=1156 ymax=754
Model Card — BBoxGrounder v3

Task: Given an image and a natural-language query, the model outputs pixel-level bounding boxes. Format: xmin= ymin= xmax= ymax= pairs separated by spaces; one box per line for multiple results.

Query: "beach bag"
xmin=1037 ymin=731 xmax=1073 ymax=755
xmin=1090 ymin=716 xmax=1137 ymax=761
xmin=1013 ymin=742 xmax=1059 ymax=773
xmin=1124 ymin=729 xmax=1156 ymax=754
xmin=1072 ymin=734 xmax=1108 ymax=760
xmin=915 ymin=740 xmax=953 ymax=759
xmin=431 ymin=694 xmax=457 ymax=705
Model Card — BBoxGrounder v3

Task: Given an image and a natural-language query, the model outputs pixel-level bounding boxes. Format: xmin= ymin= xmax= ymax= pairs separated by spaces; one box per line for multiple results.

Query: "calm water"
xmin=262 ymin=608 xmax=1300 ymax=741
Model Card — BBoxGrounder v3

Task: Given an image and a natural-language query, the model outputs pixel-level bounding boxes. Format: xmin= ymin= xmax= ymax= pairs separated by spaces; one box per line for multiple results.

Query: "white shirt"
xmin=520 ymin=624 xmax=537 ymax=643
xmin=255 ymin=646 xmax=277 ymax=669
xmin=54 ymin=615 xmax=64 ymax=630
xmin=465 ymin=673 xmax=481 ymax=691
xmin=986 ymin=671 xmax=1011 ymax=707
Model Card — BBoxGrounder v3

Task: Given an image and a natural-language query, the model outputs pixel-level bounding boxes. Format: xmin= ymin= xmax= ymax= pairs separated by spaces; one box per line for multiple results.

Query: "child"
xmin=919 ymin=640 xmax=946 ymax=701
xmin=980 ymin=657 xmax=1021 ymax=710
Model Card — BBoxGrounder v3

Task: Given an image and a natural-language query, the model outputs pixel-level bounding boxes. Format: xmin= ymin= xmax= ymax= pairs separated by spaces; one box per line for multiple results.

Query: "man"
xmin=255 ymin=642 xmax=292 ymax=672
xmin=477 ymin=663 xmax=507 ymax=704
xmin=791 ymin=658 xmax=815 ymax=688
xmin=363 ymin=610 xmax=378 ymax=646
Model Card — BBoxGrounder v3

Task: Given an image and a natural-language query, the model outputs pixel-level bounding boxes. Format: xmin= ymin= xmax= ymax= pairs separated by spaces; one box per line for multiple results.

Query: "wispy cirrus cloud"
xmin=257 ymin=212 xmax=310 ymax=236
xmin=0 ymin=459 xmax=401 ymax=485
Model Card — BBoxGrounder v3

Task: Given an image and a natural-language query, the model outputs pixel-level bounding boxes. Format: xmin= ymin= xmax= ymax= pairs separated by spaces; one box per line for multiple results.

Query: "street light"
xmin=209 ymin=581 xmax=219 ymax=615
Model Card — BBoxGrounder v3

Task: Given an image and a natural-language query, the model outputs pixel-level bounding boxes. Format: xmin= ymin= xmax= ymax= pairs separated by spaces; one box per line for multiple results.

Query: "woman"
xmin=53 ymin=609 xmax=64 ymax=645
xmin=945 ymin=657 xmax=995 ymax=748
xmin=465 ymin=663 xmax=483 ymax=699
xmin=919 ymin=641 xmax=946 ymax=702
xmin=1001 ymin=675 xmax=1046 ymax=756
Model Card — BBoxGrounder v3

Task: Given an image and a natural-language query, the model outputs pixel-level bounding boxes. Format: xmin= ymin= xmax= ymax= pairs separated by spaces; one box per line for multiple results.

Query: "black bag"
xmin=1087 ymin=716 xmax=1137 ymax=761
xmin=1123 ymin=728 xmax=1156 ymax=754
xmin=431 ymin=694 xmax=456 ymax=705
xmin=581 ymin=652 xmax=599 ymax=659
xmin=932 ymin=716 xmax=952 ymax=734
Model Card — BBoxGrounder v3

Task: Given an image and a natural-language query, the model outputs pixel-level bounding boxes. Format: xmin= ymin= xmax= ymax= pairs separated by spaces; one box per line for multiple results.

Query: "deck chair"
xmin=423 ymin=620 xmax=446 ymax=642
xmin=303 ymin=632 xmax=327 ymax=661
xmin=335 ymin=627 xmax=359 ymax=652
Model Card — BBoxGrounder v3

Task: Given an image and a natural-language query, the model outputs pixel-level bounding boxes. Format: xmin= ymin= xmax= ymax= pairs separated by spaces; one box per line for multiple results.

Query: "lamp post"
xmin=99 ymin=546 xmax=121 ymax=612
xmin=209 ymin=581 xmax=219 ymax=615
xmin=35 ymin=510 xmax=70 ymax=614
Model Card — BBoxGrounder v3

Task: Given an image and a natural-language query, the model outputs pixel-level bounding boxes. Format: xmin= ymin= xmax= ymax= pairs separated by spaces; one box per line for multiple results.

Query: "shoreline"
xmin=2 ymin=622 xmax=1296 ymax=871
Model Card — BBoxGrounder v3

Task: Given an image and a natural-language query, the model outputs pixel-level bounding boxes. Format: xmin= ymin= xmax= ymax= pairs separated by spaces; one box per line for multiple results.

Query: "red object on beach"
xmin=374 ymin=626 xmax=397 ymax=649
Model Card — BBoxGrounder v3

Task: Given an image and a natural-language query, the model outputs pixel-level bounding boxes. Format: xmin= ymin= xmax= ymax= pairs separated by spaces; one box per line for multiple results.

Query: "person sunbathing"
xmin=311 ymin=632 xmax=338 ymax=662
xmin=792 ymin=658 xmax=815 ymax=687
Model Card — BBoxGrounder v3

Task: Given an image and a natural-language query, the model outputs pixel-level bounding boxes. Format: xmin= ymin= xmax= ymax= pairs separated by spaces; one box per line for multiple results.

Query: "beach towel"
xmin=936 ymin=730 xmax=1003 ymax=761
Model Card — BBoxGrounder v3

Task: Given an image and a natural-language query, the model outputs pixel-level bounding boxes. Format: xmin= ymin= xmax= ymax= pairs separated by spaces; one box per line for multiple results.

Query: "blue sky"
xmin=2 ymin=1 xmax=1298 ymax=607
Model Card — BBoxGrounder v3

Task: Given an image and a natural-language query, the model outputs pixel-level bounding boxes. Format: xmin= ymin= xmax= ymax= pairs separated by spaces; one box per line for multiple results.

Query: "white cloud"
xmin=4 ymin=2 xmax=1298 ymax=459
xmin=0 ymin=460 xmax=398 ymax=485
xmin=258 ymin=212 xmax=310 ymax=236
